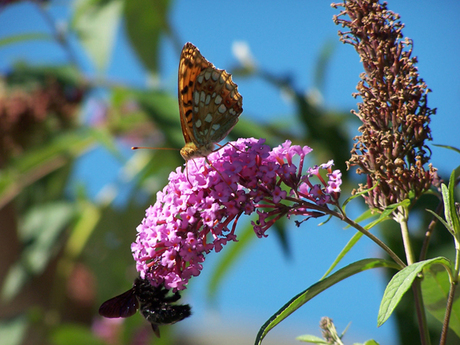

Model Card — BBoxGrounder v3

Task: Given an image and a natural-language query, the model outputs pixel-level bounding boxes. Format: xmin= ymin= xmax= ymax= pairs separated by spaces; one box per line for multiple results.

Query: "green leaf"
xmin=255 ymin=258 xmax=399 ymax=345
xmin=363 ymin=199 xmax=410 ymax=230
xmin=132 ymin=89 xmax=184 ymax=148
xmin=425 ymin=209 xmax=452 ymax=235
xmin=442 ymin=170 xmax=460 ymax=238
xmin=208 ymin=220 xmax=256 ymax=302
xmin=20 ymin=202 xmax=76 ymax=270
xmin=72 ymin=0 xmax=123 ymax=72
xmin=0 ymin=129 xmax=96 ymax=209
xmin=0 ymin=33 xmax=52 ymax=47
xmin=0 ymin=316 xmax=27 ymax=345
xmin=377 ymin=257 xmax=452 ymax=327
xmin=51 ymin=324 xmax=106 ymax=345
xmin=421 ymin=263 xmax=460 ymax=338
xmin=64 ymin=201 xmax=101 ymax=261
xmin=433 ymin=144 xmax=460 ymax=155
xmin=5 ymin=64 xmax=83 ymax=89
xmin=124 ymin=0 xmax=171 ymax=74
xmin=342 ymin=181 xmax=377 ymax=210
xmin=320 ymin=231 xmax=363 ymax=279
xmin=313 ymin=39 xmax=337 ymax=95
xmin=361 ymin=340 xmax=380 ymax=345
xmin=2 ymin=202 xmax=76 ymax=301
xmin=350 ymin=208 xmax=378 ymax=227
xmin=1 ymin=263 xmax=28 ymax=302
xmin=272 ymin=216 xmax=291 ymax=257
xmin=88 ymin=127 xmax=123 ymax=162
xmin=296 ymin=334 xmax=328 ymax=343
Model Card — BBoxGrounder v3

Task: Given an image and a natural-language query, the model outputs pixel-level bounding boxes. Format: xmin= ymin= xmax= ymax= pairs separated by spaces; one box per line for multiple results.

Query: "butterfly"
xmin=178 ymin=42 xmax=243 ymax=161
xmin=99 ymin=277 xmax=191 ymax=337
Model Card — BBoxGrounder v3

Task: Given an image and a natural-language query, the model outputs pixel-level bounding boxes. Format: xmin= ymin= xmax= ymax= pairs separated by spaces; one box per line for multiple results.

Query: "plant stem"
xmin=36 ymin=1 xmax=80 ymax=69
xmin=331 ymin=209 xmax=406 ymax=269
xmin=395 ymin=207 xmax=431 ymax=344
xmin=412 ymin=279 xmax=431 ymax=345
xmin=440 ymin=244 xmax=460 ymax=345
xmin=419 ymin=201 xmax=443 ymax=261
xmin=440 ymin=280 xmax=457 ymax=345
xmin=397 ymin=206 xmax=415 ymax=265
xmin=454 ymin=241 xmax=460 ymax=281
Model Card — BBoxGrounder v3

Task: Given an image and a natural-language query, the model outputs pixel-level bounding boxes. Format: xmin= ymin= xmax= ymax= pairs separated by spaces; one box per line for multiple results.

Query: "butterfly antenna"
xmin=131 ymin=146 xmax=180 ymax=151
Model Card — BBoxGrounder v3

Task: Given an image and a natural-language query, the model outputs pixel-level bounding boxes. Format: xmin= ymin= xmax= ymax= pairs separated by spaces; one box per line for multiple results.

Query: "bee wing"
xmin=98 ymin=289 xmax=139 ymax=318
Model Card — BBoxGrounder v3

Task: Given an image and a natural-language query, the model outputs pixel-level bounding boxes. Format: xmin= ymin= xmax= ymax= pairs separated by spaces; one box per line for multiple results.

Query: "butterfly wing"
xmin=191 ymin=66 xmax=242 ymax=146
xmin=178 ymin=43 xmax=212 ymax=145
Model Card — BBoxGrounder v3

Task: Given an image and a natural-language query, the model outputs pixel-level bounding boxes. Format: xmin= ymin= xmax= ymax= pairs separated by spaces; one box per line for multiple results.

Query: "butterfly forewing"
xmin=178 ymin=42 xmax=243 ymax=160
xmin=178 ymin=43 xmax=211 ymax=146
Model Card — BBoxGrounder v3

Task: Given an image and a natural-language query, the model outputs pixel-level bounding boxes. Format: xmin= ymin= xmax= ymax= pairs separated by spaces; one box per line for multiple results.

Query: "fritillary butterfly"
xmin=178 ymin=42 xmax=243 ymax=161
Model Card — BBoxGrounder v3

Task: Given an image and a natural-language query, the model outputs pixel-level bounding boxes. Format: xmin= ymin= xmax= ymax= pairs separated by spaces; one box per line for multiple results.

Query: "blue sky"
xmin=1 ymin=1 xmax=459 ymax=344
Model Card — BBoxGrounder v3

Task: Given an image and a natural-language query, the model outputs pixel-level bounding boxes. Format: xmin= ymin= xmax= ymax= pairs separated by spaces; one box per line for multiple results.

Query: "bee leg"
xmin=150 ymin=323 xmax=161 ymax=338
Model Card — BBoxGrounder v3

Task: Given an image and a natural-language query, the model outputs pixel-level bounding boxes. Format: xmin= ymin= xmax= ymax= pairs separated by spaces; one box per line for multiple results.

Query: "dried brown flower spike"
xmin=332 ymin=0 xmax=437 ymax=212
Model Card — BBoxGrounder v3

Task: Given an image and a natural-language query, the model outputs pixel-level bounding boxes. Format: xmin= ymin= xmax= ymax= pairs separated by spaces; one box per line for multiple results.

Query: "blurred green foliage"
xmin=0 ymin=1 xmax=352 ymax=343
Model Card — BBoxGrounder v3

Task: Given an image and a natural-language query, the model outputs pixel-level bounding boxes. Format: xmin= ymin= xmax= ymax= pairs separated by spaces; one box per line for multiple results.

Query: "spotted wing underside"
xmin=192 ymin=66 xmax=242 ymax=145
xmin=177 ymin=43 xmax=243 ymax=152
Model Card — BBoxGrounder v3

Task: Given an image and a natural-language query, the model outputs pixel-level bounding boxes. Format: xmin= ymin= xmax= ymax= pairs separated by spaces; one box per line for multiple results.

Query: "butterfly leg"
xmin=214 ymin=141 xmax=244 ymax=155
xmin=184 ymin=159 xmax=201 ymax=187
xmin=185 ymin=161 xmax=192 ymax=186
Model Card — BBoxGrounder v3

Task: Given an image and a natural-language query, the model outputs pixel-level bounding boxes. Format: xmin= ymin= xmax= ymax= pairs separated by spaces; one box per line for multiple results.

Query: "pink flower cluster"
xmin=131 ymin=138 xmax=341 ymax=290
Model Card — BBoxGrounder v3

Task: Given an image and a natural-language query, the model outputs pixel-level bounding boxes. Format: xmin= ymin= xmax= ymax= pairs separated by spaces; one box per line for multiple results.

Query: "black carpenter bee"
xmin=98 ymin=277 xmax=191 ymax=337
